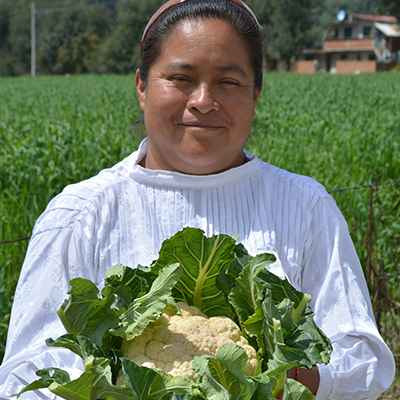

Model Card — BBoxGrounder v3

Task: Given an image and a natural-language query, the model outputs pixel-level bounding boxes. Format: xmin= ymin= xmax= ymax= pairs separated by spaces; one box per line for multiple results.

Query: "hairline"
xmin=142 ymin=16 xmax=258 ymax=81
xmin=139 ymin=2 xmax=264 ymax=89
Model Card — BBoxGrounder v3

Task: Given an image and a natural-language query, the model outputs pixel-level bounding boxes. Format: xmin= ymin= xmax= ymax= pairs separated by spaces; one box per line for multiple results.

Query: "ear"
xmin=253 ymin=85 xmax=262 ymax=117
xmin=135 ymin=69 xmax=146 ymax=112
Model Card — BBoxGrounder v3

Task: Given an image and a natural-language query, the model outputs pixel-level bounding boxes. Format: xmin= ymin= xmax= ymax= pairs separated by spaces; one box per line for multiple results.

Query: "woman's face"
xmin=136 ymin=18 xmax=262 ymax=175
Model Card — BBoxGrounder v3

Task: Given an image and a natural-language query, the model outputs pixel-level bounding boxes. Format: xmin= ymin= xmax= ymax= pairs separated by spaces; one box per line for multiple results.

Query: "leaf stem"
xmin=49 ymin=382 xmax=91 ymax=400
xmin=57 ymin=307 xmax=78 ymax=336
xmin=271 ymin=373 xmax=285 ymax=399
xmin=193 ymin=238 xmax=219 ymax=310
xmin=291 ymin=294 xmax=312 ymax=325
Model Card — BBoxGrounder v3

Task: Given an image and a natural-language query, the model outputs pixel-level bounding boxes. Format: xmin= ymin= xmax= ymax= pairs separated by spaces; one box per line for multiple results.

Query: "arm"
xmin=300 ymin=197 xmax=395 ymax=400
xmin=0 ymin=222 xmax=94 ymax=399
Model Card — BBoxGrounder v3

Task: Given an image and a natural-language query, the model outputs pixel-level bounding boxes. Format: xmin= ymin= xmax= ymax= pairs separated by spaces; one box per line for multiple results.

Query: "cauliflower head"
xmin=120 ymin=301 xmax=259 ymax=382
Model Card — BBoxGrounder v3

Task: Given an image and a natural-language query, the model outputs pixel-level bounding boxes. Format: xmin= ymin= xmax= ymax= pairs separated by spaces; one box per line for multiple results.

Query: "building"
xmin=292 ymin=12 xmax=400 ymax=74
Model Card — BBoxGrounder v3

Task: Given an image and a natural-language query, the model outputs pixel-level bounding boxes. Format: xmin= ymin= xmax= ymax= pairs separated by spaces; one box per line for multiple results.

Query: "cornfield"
xmin=1 ymin=73 xmax=399 ymax=391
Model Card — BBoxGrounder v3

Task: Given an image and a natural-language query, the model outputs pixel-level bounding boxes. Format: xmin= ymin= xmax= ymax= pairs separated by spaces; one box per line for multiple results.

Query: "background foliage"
xmin=1 ymin=0 xmax=399 ymax=76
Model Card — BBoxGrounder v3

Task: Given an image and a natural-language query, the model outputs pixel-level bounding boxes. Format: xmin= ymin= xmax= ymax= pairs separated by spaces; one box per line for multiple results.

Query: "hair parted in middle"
xmin=138 ymin=0 xmax=265 ymax=89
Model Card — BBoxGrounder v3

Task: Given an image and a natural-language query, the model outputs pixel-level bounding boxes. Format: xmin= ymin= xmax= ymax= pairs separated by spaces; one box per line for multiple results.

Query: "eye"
xmin=169 ymin=75 xmax=191 ymax=83
xmin=220 ymin=79 xmax=240 ymax=86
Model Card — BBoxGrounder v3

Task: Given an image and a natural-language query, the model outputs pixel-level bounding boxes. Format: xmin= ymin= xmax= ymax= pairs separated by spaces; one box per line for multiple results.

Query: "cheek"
xmin=148 ymin=87 xmax=187 ymax=116
xmin=226 ymin=94 xmax=256 ymax=120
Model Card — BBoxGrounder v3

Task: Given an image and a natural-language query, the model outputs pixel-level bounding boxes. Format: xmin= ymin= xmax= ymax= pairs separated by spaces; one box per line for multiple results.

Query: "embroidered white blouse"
xmin=0 ymin=139 xmax=395 ymax=399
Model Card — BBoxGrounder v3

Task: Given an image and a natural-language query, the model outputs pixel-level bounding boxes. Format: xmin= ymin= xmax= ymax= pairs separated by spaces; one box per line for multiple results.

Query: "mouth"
xmin=180 ymin=122 xmax=225 ymax=130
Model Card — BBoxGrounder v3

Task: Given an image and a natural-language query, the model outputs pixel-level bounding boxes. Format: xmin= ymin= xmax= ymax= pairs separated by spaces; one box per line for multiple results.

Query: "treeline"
xmin=0 ymin=0 xmax=398 ymax=76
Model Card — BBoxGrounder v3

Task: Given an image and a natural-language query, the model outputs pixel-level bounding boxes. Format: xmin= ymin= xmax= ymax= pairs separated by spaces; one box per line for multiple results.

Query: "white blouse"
xmin=0 ymin=139 xmax=395 ymax=399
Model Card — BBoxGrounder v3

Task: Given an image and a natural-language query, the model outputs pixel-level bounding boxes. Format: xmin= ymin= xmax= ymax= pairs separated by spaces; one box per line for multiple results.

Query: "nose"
xmin=187 ymin=83 xmax=219 ymax=114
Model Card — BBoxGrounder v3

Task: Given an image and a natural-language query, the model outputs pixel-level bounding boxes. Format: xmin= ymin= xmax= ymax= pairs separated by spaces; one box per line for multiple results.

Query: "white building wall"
xmin=334 ymin=21 xmax=374 ymax=39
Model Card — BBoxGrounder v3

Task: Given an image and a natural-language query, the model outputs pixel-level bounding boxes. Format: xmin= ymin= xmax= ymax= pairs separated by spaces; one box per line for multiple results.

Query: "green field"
xmin=1 ymin=73 xmax=399 ymax=375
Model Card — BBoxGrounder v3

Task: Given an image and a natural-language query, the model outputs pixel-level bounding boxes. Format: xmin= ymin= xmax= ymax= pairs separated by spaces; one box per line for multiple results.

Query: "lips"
xmin=180 ymin=122 xmax=225 ymax=129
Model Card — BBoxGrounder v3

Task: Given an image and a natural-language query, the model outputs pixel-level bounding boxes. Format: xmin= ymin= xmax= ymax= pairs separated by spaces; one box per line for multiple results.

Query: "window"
xmin=363 ymin=26 xmax=371 ymax=37
xmin=357 ymin=54 xmax=362 ymax=61
xmin=334 ymin=28 xmax=339 ymax=38
xmin=344 ymin=28 xmax=352 ymax=38
xmin=368 ymin=53 xmax=375 ymax=60
xmin=340 ymin=54 xmax=348 ymax=60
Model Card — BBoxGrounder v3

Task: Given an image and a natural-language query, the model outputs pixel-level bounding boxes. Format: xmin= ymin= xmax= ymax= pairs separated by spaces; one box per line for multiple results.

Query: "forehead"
xmin=154 ymin=19 xmax=253 ymax=71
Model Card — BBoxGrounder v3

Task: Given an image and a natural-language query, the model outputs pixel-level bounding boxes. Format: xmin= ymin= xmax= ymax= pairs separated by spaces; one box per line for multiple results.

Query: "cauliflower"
xmin=22 ymin=229 xmax=331 ymax=400
xmin=119 ymin=301 xmax=259 ymax=382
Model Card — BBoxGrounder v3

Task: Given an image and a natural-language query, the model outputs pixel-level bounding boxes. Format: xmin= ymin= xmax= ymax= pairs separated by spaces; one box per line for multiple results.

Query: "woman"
xmin=0 ymin=0 xmax=395 ymax=399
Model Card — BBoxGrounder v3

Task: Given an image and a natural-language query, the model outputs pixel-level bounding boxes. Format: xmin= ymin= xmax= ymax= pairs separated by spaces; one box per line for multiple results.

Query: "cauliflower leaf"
xmin=112 ymin=263 xmax=182 ymax=340
xmin=150 ymin=227 xmax=242 ymax=318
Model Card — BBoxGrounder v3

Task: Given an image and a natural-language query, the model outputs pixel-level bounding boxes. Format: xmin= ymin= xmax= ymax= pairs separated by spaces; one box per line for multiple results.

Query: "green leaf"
xmin=48 ymin=380 xmax=93 ymax=400
xmin=261 ymin=290 xmax=331 ymax=372
xmin=91 ymin=377 xmax=134 ymax=400
xmin=57 ymin=278 xmax=119 ymax=346
xmin=46 ymin=334 xmax=106 ymax=360
xmin=46 ymin=356 xmax=134 ymax=400
xmin=193 ymin=344 xmax=265 ymax=400
xmin=14 ymin=368 xmax=71 ymax=398
xmin=192 ymin=355 xmax=231 ymax=400
xmin=160 ymin=394 xmax=191 ymax=400
xmin=112 ymin=263 xmax=181 ymax=340
xmin=122 ymin=358 xmax=194 ymax=400
xmin=122 ymin=358 xmax=164 ymax=400
xmin=256 ymin=269 xmax=307 ymax=313
xmin=229 ymin=242 xmax=253 ymax=275
xmin=105 ymin=265 xmax=148 ymax=309
xmin=151 ymin=227 xmax=239 ymax=317
xmin=155 ymin=370 xmax=195 ymax=398
xmin=215 ymin=343 xmax=248 ymax=383
xmin=286 ymin=318 xmax=332 ymax=365
xmin=229 ymin=253 xmax=276 ymax=326
xmin=282 ymin=378 xmax=314 ymax=400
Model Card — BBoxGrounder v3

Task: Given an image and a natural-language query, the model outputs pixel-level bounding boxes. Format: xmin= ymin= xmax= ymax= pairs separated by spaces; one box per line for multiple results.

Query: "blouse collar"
xmin=128 ymin=138 xmax=262 ymax=190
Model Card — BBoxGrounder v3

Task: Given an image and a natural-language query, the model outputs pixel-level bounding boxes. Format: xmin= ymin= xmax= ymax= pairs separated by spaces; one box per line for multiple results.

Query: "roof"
xmin=352 ymin=14 xmax=398 ymax=23
xmin=374 ymin=22 xmax=400 ymax=37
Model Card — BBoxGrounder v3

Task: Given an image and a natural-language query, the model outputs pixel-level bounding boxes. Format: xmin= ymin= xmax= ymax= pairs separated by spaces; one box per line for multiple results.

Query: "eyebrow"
xmin=164 ymin=62 xmax=248 ymax=78
xmin=216 ymin=64 xmax=248 ymax=78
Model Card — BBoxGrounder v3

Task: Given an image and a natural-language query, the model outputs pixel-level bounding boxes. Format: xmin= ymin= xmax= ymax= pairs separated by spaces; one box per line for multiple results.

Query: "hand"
xmin=277 ymin=366 xmax=320 ymax=399
xmin=287 ymin=366 xmax=320 ymax=395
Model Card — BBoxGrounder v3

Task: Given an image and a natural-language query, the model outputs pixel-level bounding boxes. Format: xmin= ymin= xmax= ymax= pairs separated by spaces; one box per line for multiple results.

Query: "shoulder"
xmin=252 ymin=157 xmax=346 ymax=233
xmin=256 ymin=158 xmax=331 ymax=204
xmin=32 ymin=150 xmax=140 ymax=236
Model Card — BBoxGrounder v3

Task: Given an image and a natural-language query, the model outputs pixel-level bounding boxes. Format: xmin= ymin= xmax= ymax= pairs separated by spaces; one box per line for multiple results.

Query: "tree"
xmin=36 ymin=1 xmax=113 ymax=74
xmin=373 ymin=0 xmax=400 ymax=18
xmin=264 ymin=0 xmax=319 ymax=70
xmin=93 ymin=0 xmax=165 ymax=74
xmin=0 ymin=0 xmax=18 ymax=76
xmin=313 ymin=0 xmax=379 ymax=32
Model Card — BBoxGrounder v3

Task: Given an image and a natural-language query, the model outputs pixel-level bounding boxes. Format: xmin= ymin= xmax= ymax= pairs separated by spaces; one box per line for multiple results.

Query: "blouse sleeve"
xmin=0 ymin=214 xmax=96 ymax=399
xmin=300 ymin=196 xmax=395 ymax=400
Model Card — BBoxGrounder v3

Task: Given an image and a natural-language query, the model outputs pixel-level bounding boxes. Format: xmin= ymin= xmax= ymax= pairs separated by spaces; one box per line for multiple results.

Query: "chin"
xmin=175 ymin=153 xmax=242 ymax=175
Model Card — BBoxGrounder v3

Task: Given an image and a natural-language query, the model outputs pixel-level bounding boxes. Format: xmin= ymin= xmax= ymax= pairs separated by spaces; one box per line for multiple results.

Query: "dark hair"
xmin=139 ymin=0 xmax=265 ymax=89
